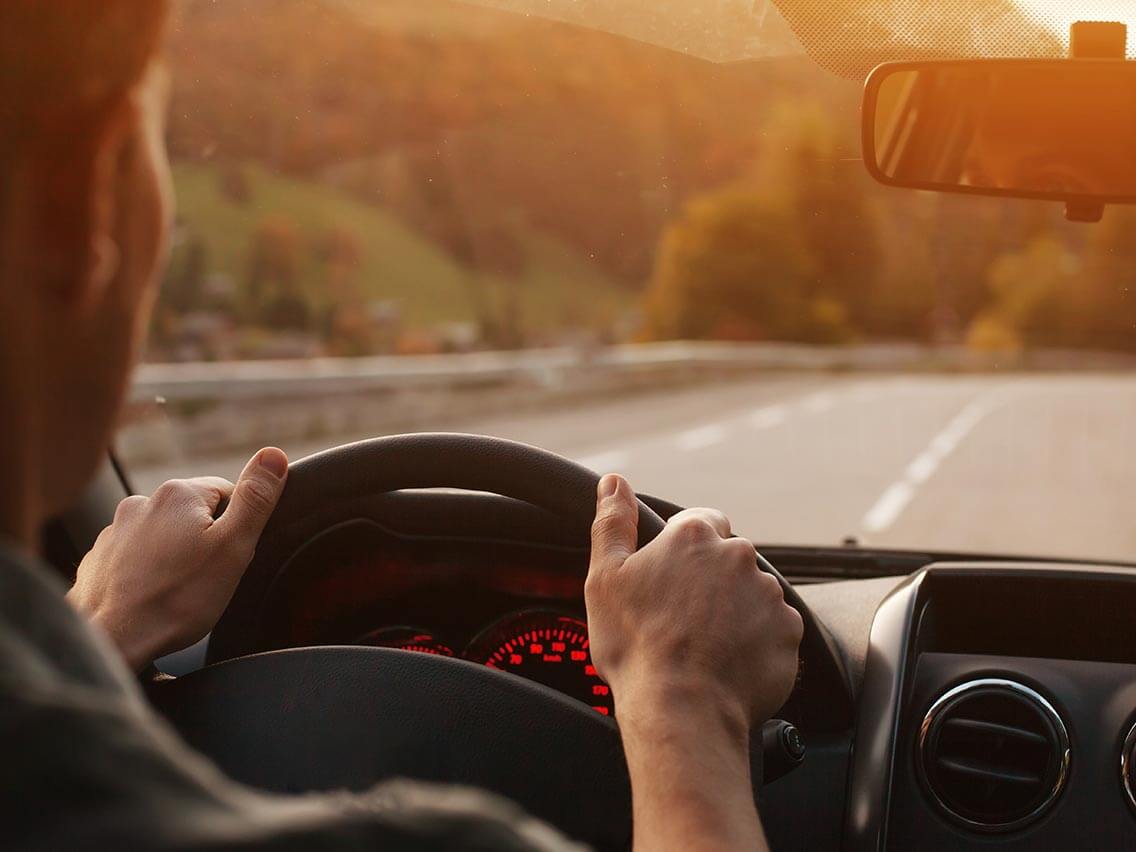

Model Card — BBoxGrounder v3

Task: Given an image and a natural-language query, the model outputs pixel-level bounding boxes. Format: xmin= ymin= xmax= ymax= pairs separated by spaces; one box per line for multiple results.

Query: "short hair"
xmin=0 ymin=1 xmax=168 ymax=159
xmin=0 ymin=1 xmax=168 ymax=264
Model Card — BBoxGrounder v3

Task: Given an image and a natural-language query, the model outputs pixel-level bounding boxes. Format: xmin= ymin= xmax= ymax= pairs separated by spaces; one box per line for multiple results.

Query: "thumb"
xmin=589 ymin=474 xmax=638 ymax=573
xmin=213 ymin=447 xmax=288 ymax=553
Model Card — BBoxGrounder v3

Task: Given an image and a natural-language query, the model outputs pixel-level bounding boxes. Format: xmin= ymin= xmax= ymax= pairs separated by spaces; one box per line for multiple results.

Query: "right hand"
xmin=584 ymin=473 xmax=803 ymax=730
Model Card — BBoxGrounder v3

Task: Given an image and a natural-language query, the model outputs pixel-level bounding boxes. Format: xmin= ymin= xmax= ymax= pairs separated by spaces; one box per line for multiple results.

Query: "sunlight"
xmin=1019 ymin=0 xmax=1136 ymax=55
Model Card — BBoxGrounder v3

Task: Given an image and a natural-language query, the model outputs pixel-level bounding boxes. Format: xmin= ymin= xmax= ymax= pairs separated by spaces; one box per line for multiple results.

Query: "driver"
xmin=0 ymin=3 xmax=802 ymax=851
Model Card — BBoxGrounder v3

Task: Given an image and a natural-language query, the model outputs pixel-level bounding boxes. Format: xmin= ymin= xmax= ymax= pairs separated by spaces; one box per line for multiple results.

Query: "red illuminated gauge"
xmin=464 ymin=612 xmax=613 ymax=716
xmin=356 ymin=626 xmax=454 ymax=657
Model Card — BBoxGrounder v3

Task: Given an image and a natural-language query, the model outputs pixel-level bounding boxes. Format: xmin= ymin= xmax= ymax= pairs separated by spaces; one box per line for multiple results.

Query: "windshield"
xmin=117 ymin=0 xmax=1136 ymax=564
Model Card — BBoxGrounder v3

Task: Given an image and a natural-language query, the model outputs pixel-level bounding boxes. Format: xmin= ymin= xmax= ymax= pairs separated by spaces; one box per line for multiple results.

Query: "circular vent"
xmin=1122 ymin=721 xmax=1136 ymax=815
xmin=918 ymin=678 xmax=1070 ymax=831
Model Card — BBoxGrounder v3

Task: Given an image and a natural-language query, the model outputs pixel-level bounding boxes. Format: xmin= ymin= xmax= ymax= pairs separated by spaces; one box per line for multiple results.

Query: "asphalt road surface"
xmin=128 ymin=372 xmax=1136 ymax=565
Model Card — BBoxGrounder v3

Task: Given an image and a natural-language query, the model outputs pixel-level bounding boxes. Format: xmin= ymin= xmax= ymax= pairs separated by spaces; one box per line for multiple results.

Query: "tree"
xmin=966 ymin=236 xmax=1077 ymax=352
xmin=642 ymin=186 xmax=850 ymax=342
xmin=165 ymin=234 xmax=208 ymax=313
xmin=244 ymin=216 xmax=311 ymax=331
xmin=1078 ymin=208 xmax=1136 ymax=351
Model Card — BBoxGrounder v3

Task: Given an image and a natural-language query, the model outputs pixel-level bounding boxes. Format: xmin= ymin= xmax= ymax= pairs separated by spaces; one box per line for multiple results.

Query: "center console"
xmin=846 ymin=563 xmax=1136 ymax=850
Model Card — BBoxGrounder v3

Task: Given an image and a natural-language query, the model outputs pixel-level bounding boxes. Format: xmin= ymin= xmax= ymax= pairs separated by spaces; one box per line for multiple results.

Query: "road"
xmin=127 ymin=372 xmax=1136 ymax=565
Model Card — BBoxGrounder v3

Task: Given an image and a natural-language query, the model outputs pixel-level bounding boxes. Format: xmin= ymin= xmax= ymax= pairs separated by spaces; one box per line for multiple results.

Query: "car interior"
xmin=38 ymin=3 xmax=1136 ymax=851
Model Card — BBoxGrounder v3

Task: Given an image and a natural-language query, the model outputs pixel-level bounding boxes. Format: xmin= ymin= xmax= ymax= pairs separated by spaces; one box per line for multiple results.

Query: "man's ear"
xmin=22 ymin=95 xmax=138 ymax=310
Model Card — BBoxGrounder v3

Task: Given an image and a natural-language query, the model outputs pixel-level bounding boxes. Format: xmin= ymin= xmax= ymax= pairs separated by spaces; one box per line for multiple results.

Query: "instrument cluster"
xmin=360 ymin=611 xmax=613 ymax=715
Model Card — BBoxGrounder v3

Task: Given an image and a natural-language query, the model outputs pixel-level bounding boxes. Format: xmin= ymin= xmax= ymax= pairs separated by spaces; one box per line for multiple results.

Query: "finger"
xmin=589 ymin=474 xmax=639 ymax=574
xmin=667 ymin=506 xmax=732 ymax=539
xmin=177 ymin=476 xmax=236 ymax=517
xmin=210 ymin=447 xmax=288 ymax=554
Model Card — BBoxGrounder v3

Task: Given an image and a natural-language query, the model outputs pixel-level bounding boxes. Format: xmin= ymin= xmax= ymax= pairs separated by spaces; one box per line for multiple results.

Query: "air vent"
xmin=918 ymin=678 xmax=1069 ymax=831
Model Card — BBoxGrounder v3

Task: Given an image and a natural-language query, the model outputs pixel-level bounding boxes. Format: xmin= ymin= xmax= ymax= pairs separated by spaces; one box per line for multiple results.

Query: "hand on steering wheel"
xmin=69 ymin=447 xmax=289 ymax=671
xmin=587 ymin=474 xmax=803 ymax=729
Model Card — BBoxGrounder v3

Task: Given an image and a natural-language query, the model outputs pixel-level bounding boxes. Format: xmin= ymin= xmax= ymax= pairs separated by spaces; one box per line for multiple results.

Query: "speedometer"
xmin=356 ymin=626 xmax=454 ymax=657
xmin=464 ymin=611 xmax=614 ymax=716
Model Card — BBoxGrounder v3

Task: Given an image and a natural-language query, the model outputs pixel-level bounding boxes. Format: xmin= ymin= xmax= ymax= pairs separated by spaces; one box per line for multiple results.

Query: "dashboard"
xmin=189 ymin=488 xmax=1136 ymax=852
xmin=155 ymin=477 xmax=1136 ymax=852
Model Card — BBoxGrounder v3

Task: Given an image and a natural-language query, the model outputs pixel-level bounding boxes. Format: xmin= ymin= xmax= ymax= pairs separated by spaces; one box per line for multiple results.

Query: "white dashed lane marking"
xmin=749 ymin=405 xmax=787 ymax=429
xmin=675 ymin=423 xmax=729 ymax=451
xmin=576 ymin=449 xmax=630 ymax=473
xmin=861 ymin=398 xmax=993 ymax=534
xmin=801 ymin=392 xmax=835 ymax=413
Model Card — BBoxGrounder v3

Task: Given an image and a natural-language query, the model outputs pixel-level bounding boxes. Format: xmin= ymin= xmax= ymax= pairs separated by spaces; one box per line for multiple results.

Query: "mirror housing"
xmin=862 ymin=58 xmax=1136 ymax=221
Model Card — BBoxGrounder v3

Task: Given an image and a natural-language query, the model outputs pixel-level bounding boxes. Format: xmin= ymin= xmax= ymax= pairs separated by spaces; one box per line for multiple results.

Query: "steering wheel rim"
xmin=156 ymin=434 xmax=684 ymax=850
xmin=208 ymin=433 xmax=666 ymax=663
xmin=270 ymin=431 xmax=665 ymax=543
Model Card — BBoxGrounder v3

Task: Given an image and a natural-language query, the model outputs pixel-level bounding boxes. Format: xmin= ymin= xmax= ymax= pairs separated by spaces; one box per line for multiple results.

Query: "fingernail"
xmin=597 ymin=474 xmax=619 ymax=501
xmin=257 ymin=448 xmax=288 ymax=479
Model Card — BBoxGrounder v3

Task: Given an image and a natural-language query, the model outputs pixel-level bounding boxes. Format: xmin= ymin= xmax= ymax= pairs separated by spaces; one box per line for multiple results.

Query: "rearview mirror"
xmin=862 ymin=59 xmax=1136 ymax=213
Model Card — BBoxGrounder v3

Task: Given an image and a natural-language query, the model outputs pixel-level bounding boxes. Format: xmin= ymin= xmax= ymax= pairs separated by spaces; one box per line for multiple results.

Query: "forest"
xmin=151 ymin=0 xmax=1135 ymax=360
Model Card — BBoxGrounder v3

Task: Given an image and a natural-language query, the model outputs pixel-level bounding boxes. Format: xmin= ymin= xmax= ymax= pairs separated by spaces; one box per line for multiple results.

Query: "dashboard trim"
xmin=844 ymin=567 xmax=927 ymax=852
xmin=1123 ymin=720 xmax=1136 ymax=816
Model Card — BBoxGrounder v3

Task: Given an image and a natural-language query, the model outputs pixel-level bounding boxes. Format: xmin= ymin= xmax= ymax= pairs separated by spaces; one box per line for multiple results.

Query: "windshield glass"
xmin=118 ymin=0 xmax=1136 ymax=564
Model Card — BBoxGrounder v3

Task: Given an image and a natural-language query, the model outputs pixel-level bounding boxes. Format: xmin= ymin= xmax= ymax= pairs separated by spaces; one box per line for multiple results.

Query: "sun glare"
xmin=1019 ymin=0 xmax=1136 ymax=56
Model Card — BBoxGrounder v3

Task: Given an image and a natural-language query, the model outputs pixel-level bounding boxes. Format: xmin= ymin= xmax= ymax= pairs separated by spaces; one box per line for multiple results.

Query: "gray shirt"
xmin=0 ymin=541 xmax=582 ymax=851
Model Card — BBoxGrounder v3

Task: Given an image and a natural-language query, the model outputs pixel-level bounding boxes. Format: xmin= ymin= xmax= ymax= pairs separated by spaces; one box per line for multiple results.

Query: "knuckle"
xmin=785 ymin=603 xmax=805 ymax=642
xmin=236 ymin=476 xmax=275 ymax=514
xmin=724 ymin=536 xmax=756 ymax=564
xmin=673 ymin=507 xmax=731 ymax=537
xmin=758 ymin=568 xmax=785 ymax=600
xmin=151 ymin=479 xmax=192 ymax=505
xmin=113 ymin=495 xmax=147 ymax=521
xmin=669 ymin=515 xmax=715 ymax=543
xmin=590 ymin=510 xmax=618 ymax=540
xmin=703 ymin=508 xmax=731 ymax=531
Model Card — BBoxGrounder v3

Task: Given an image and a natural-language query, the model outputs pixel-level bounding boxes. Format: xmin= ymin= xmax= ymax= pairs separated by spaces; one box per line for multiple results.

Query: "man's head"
xmin=0 ymin=1 xmax=171 ymax=540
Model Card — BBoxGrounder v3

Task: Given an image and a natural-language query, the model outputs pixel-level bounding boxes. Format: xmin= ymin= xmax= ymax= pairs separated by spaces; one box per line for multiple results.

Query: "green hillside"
xmin=168 ymin=161 xmax=630 ymax=332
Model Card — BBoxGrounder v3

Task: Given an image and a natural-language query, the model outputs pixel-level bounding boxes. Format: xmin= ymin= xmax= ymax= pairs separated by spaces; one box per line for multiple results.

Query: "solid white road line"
xmin=675 ymin=423 xmax=728 ymax=451
xmin=861 ymin=398 xmax=993 ymax=534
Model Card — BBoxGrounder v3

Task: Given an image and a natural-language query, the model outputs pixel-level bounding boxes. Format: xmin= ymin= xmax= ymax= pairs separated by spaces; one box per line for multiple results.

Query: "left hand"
xmin=67 ymin=447 xmax=289 ymax=671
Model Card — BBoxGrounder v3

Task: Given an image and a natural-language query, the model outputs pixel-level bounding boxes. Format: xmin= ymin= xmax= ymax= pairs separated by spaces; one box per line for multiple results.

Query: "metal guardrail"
xmin=130 ymin=341 xmax=1136 ymax=403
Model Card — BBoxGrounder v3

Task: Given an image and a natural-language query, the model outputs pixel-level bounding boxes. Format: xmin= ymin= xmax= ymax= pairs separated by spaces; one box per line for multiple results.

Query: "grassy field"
xmin=168 ymin=161 xmax=632 ymax=333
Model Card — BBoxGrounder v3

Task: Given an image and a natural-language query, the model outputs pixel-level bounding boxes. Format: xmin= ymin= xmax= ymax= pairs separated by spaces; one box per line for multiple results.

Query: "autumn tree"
xmin=1078 ymin=208 xmax=1136 ymax=351
xmin=164 ymin=234 xmax=208 ymax=313
xmin=245 ymin=216 xmax=311 ymax=331
xmin=642 ymin=186 xmax=854 ymax=342
xmin=967 ymin=236 xmax=1078 ymax=352
xmin=316 ymin=226 xmax=377 ymax=355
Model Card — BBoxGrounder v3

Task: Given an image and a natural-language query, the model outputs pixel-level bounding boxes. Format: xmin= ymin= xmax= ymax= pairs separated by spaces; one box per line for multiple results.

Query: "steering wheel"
xmin=147 ymin=434 xmax=770 ymax=850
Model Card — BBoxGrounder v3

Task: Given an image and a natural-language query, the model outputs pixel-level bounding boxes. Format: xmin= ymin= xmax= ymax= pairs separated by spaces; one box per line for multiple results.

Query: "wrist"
xmin=614 ymin=675 xmax=764 ymax=851
xmin=614 ymin=674 xmax=751 ymax=749
xmin=68 ymin=593 xmax=160 ymax=673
